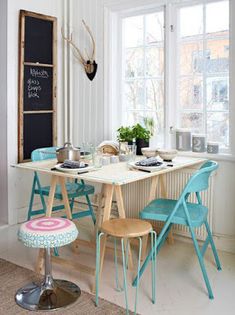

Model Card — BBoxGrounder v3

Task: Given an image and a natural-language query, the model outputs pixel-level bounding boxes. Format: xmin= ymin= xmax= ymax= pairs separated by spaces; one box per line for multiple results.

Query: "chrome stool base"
xmin=15 ymin=279 xmax=81 ymax=311
xmin=16 ymin=248 xmax=81 ymax=311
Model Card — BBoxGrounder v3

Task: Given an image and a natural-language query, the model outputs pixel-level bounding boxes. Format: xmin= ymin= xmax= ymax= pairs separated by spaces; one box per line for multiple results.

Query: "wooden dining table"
xmin=14 ymin=156 xmax=205 ymax=290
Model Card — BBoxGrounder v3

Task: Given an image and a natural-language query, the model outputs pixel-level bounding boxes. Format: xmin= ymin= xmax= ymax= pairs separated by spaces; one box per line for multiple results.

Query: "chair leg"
xmin=134 ymin=237 xmax=142 ymax=315
xmin=204 ymin=220 xmax=222 ymax=270
xmin=27 ymin=176 xmax=37 ymax=220
xmin=150 ymin=231 xmax=157 ymax=304
xmin=121 ymin=238 xmax=129 ymax=315
xmin=189 ymin=226 xmax=214 ymax=299
xmin=95 ymin=232 xmax=104 ymax=306
xmin=35 ymin=173 xmax=47 ymax=214
xmin=114 ymin=238 xmax=123 ymax=292
xmin=85 ymin=194 xmax=96 ymax=224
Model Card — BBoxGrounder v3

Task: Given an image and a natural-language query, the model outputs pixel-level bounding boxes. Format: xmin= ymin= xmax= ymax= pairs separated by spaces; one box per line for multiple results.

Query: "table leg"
xmin=95 ymin=185 xmax=105 ymax=232
xmin=58 ymin=176 xmax=72 ymax=220
xmin=159 ymin=174 xmax=174 ymax=244
xmin=46 ymin=175 xmax=58 ymax=217
xmin=148 ymin=176 xmax=159 ymax=203
xmin=92 ymin=184 xmax=114 ymax=293
xmin=115 ymin=185 xmax=134 ymax=269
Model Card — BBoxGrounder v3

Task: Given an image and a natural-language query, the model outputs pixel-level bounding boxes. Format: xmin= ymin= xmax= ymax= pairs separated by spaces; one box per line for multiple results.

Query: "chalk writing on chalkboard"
xmin=24 ymin=66 xmax=53 ymax=111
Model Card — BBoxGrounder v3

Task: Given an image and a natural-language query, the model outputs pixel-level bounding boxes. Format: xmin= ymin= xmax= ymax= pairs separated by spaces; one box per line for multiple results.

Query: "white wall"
xmin=6 ymin=0 xmax=65 ymax=225
xmin=71 ymin=0 xmax=235 ymax=253
xmin=0 ymin=0 xmax=8 ymax=224
xmin=71 ymin=0 xmax=105 ymax=147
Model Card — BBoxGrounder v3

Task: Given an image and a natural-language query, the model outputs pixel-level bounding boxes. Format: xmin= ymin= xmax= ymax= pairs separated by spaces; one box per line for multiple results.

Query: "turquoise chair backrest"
xmin=31 ymin=147 xmax=57 ymax=162
xmin=182 ymin=160 xmax=218 ymax=195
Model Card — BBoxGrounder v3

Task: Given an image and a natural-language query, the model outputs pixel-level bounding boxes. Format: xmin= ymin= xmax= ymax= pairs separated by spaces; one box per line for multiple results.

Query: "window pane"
xmin=124 ymin=80 xmax=145 ymax=110
xmin=146 ymin=12 xmax=164 ymax=44
xmin=125 ymin=48 xmax=144 ymax=77
xmin=179 ymin=77 xmax=203 ymax=110
xmin=121 ymin=10 xmax=165 ymax=147
xmin=207 ymin=112 xmax=229 ymax=147
xmin=178 ymin=1 xmax=229 ymax=150
xmin=206 ymin=1 xmax=229 ymax=34
xmin=206 ymin=39 xmax=229 ymax=73
xmin=180 ymin=112 xmax=203 ymax=132
xmin=146 ymin=47 xmax=164 ymax=76
xmin=207 ymin=77 xmax=229 ymax=111
xmin=180 ymin=42 xmax=203 ymax=75
xmin=123 ymin=16 xmax=143 ymax=47
xmin=180 ymin=5 xmax=203 ymax=38
xmin=146 ymin=79 xmax=164 ymax=111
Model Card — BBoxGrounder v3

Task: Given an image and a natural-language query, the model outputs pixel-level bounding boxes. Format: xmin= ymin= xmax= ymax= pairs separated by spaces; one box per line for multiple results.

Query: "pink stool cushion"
xmin=18 ymin=217 xmax=78 ymax=248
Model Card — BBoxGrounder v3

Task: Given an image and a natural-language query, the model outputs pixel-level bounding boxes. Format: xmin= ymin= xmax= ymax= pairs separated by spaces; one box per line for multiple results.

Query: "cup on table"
xmin=93 ymin=149 xmax=102 ymax=168
xmin=102 ymin=156 xmax=111 ymax=165
xmin=110 ymin=155 xmax=119 ymax=163
xmin=127 ymin=144 xmax=136 ymax=162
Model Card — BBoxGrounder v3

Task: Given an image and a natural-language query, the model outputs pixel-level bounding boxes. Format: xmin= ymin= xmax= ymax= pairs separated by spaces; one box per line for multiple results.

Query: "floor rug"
xmin=0 ymin=258 xmax=133 ymax=315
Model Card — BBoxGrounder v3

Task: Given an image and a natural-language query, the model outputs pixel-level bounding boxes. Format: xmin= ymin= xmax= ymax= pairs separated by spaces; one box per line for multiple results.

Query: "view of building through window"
xmin=178 ymin=0 xmax=229 ymax=148
xmin=121 ymin=0 xmax=229 ymax=150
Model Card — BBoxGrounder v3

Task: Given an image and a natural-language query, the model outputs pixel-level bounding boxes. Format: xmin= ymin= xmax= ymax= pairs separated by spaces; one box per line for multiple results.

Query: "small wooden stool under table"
xmin=96 ymin=218 xmax=157 ymax=315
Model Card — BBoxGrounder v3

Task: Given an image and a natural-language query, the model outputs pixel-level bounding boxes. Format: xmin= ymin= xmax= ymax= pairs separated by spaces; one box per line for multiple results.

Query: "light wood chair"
xmin=95 ymin=218 xmax=157 ymax=315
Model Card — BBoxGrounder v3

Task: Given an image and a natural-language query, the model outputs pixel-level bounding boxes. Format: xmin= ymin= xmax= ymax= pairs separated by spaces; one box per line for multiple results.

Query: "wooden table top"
xmin=13 ymin=156 xmax=206 ymax=186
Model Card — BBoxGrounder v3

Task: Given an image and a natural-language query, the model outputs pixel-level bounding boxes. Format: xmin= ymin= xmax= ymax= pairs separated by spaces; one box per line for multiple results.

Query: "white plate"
xmin=55 ymin=164 xmax=96 ymax=174
xmin=128 ymin=161 xmax=165 ymax=173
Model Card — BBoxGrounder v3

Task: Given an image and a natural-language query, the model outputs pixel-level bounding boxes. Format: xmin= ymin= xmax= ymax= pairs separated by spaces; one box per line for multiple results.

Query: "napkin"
xmin=60 ymin=160 xmax=87 ymax=169
xmin=135 ymin=157 xmax=162 ymax=167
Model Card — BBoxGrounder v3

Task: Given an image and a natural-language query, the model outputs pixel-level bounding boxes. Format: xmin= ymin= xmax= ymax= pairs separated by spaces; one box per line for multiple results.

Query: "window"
xmin=109 ymin=0 xmax=231 ymax=152
xmin=177 ymin=1 xmax=229 ymax=149
xmin=121 ymin=10 xmax=165 ymax=146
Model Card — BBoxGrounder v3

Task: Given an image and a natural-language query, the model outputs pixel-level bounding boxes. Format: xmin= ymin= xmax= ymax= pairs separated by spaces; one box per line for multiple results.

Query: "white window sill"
xmin=177 ymin=151 xmax=235 ymax=162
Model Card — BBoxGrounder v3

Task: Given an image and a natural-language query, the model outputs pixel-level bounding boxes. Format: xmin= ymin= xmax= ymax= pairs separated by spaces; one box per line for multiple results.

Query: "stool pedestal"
xmin=15 ymin=248 xmax=81 ymax=311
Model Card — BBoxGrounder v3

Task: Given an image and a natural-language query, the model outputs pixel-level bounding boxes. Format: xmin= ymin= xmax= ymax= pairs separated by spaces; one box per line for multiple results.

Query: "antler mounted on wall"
xmin=61 ymin=20 xmax=98 ymax=81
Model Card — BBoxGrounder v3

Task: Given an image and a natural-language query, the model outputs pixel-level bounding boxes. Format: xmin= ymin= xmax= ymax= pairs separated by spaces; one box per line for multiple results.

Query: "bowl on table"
xmin=158 ymin=149 xmax=178 ymax=161
xmin=141 ymin=147 xmax=159 ymax=158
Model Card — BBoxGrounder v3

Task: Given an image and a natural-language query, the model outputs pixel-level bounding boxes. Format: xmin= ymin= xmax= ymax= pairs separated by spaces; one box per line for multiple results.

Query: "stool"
xmin=95 ymin=218 xmax=157 ymax=315
xmin=15 ymin=217 xmax=80 ymax=311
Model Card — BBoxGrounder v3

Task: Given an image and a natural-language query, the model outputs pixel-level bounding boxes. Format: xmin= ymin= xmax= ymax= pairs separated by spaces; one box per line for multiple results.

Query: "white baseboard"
xmin=173 ymin=233 xmax=235 ymax=254
xmin=213 ymin=234 xmax=235 ymax=254
xmin=17 ymin=206 xmax=29 ymax=223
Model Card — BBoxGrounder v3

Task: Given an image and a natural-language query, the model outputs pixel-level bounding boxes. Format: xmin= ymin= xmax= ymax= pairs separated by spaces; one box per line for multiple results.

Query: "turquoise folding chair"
xmin=27 ymin=147 xmax=96 ymax=224
xmin=133 ymin=160 xmax=221 ymax=299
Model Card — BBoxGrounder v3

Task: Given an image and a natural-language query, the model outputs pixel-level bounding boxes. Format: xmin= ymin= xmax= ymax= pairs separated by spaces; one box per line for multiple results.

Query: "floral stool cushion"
xmin=18 ymin=217 xmax=78 ymax=248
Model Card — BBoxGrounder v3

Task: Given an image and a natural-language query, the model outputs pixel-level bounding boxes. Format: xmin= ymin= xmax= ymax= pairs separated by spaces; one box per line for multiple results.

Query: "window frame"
xmin=175 ymin=0 xmax=230 ymax=152
xmin=121 ymin=7 xmax=165 ymax=146
xmin=103 ymin=0 xmax=235 ymax=156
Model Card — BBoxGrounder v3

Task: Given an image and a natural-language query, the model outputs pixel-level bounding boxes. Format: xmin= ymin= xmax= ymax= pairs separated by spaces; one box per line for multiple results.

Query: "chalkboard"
xmin=23 ymin=113 xmax=53 ymax=160
xmin=24 ymin=66 xmax=53 ymax=111
xmin=24 ymin=16 xmax=53 ymax=64
xmin=18 ymin=10 xmax=57 ymax=162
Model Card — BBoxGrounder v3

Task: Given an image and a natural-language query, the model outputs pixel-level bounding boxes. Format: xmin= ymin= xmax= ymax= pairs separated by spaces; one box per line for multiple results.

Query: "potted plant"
xmin=132 ymin=123 xmax=151 ymax=155
xmin=117 ymin=126 xmax=134 ymax=144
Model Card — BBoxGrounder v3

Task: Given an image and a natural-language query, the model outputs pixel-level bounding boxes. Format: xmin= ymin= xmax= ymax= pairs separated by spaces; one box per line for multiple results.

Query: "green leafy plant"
xmin=117 ymin=126 xmax=134 ymax=142
xmin=132 ymin=123 xmax=151 ymax=141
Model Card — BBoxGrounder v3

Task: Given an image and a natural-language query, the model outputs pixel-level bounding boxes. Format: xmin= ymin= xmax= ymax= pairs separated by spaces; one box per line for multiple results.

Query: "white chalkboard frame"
xmin=18 ymin=10 xmax=57 ymax=162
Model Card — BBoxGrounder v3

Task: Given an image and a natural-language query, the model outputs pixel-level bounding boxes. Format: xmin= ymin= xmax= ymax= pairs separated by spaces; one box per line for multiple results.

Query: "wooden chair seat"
xmin=101 ymin=218 xmax=152 ymax=238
